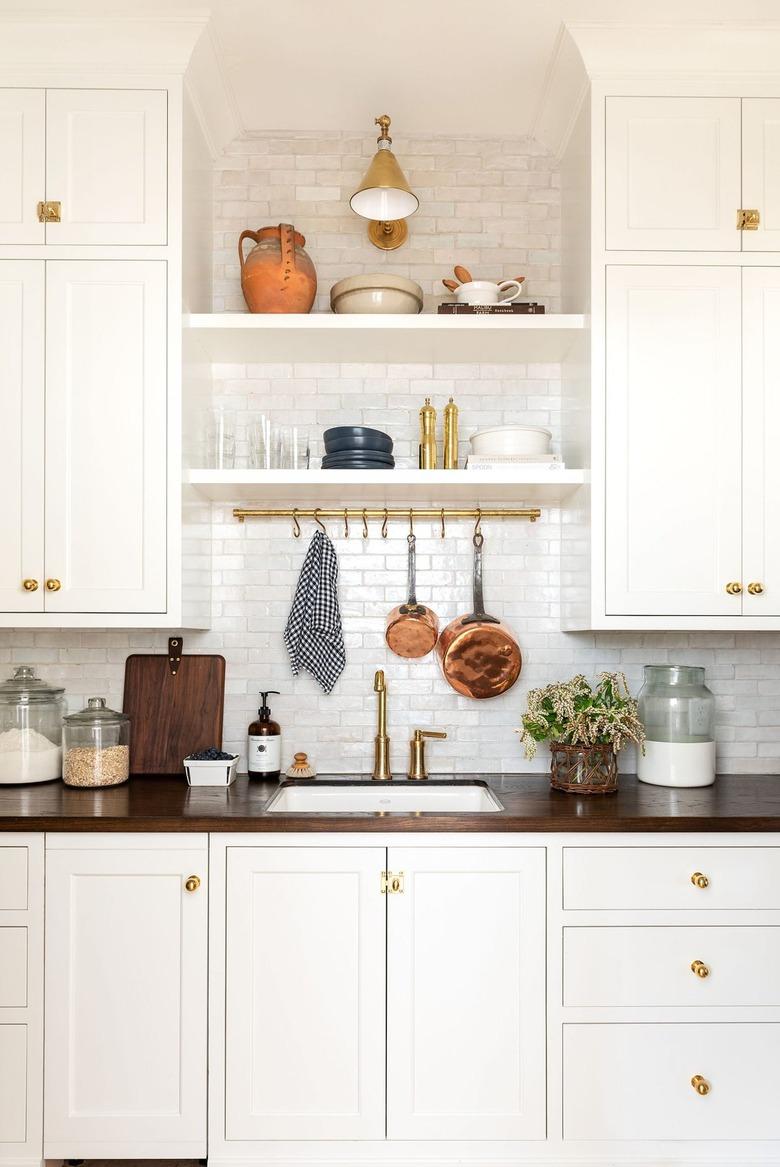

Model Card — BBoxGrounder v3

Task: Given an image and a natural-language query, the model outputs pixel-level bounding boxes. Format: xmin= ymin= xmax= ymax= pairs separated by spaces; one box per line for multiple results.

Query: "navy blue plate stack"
xmin=321 ymin=426 xmax=395 ymax=470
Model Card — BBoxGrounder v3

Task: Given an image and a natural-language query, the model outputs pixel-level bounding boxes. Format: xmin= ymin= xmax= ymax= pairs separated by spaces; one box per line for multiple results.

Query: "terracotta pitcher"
xmin=238 ymin=223 xmax=317 ymax=313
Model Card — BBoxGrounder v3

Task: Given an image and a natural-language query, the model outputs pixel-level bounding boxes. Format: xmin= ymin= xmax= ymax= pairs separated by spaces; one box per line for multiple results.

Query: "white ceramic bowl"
xmin=330 ymin=274 xmax=423 ymax=315
xmin=469 ymin=425 xmax=552 ymax=457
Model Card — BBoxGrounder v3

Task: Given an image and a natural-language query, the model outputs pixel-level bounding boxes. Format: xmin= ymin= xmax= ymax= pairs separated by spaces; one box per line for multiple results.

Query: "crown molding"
xmin=0 ymin=14 xmax=207 ymax=72
xmin=184 ymin=22 xmax=243 ymax=158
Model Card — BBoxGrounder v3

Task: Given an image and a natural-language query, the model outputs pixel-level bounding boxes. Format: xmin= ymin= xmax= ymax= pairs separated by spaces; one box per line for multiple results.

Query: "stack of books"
xmin=465 ymin=453 xmax=564 ymax=472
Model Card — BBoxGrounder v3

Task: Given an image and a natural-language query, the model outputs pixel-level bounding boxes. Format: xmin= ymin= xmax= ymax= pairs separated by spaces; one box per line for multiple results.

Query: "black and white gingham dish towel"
xmin=284 ymin=530 xmax=346 ymax=694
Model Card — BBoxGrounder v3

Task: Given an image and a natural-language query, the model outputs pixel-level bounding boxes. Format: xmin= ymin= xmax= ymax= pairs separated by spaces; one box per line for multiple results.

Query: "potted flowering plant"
xmin=519 ymin=672 xmax=645 ymax=794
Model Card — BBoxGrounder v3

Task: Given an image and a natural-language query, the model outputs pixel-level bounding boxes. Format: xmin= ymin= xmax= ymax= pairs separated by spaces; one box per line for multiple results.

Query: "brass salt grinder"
xmin=443 ymin=397 xmax=459 ymax=469
xmin=419 ymin=398 xmax=437 ymax=469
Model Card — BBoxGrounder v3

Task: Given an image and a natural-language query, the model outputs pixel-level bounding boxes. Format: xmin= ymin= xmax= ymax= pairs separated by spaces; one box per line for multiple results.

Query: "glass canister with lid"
xmin=637 ymin=664 xmax=716 ymax=788
xmin=62 ymin=698 xmax=130 ymax=787
xmin=0 ymin=665 xmax=66 ymax=785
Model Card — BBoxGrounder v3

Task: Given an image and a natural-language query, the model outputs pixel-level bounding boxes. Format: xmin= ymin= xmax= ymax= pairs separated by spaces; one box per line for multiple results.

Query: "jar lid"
xmin=64 ymin=696 xmax=128 ymax=727
xmin=0 ymin=665 xmax=65 ymax=702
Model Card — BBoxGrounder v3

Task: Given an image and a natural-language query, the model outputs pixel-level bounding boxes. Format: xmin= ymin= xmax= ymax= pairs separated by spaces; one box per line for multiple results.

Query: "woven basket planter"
xmin=549 ymin=741 xmax=618 ymax=795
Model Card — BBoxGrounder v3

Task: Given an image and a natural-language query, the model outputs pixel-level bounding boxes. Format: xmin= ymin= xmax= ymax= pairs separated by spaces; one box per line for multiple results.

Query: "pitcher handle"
xmin=238 ymin=229 xmax=260 ymax=271
xmin=497 ymin=279 xmax=523 ymax=305
xmin=279 ymin=223 xmax=297 ymax=274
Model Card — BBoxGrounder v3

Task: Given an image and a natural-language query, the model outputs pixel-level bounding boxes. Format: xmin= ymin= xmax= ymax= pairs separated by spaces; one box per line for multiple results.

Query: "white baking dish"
xmin=469 ymin=424 xmax=552 ymax=457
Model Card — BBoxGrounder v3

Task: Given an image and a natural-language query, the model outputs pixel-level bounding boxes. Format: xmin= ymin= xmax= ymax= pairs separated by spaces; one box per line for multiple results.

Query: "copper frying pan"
xmin=386 ymin=533 xmax=439 ymax=658
xmin=437 ymin=531 xmax=522 ymax=699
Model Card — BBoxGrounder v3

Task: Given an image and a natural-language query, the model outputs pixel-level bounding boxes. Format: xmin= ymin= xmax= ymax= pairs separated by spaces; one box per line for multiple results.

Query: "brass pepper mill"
xmin=443 ymin=397 xmax=459 ymax=469
xmin=419 ymin=398 xmax=437 ymax=469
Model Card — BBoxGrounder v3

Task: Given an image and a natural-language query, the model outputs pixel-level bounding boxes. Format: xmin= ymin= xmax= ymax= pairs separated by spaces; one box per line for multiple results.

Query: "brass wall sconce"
xmin=349 ymin=115 xmax=419 ymax=250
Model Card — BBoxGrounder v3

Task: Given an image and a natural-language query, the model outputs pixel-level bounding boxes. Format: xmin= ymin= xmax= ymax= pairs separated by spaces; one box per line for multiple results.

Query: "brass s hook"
xmin=343 ymin=508 xmax=349 ymax=538
xmin=381 ymin=508 xmax=389 ymax=539
xmin=314 ymin=509 xmax=326 ymax=534
xmin=292 ymin=509 xmax=301 ymax=538
xmin=408 ymin=508 xmax=414 ymax=538
xmin=362 ymin=508 xmax=369 ymax=539
xmin=474 ymin=507 xmax=482 ymax=539
xmin=440 ymin=508 xmax=446 ymax=539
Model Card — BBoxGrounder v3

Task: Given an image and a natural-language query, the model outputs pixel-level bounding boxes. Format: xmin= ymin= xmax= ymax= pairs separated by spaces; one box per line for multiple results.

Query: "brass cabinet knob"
xmin=45 ymin=578 xmax=62 ymax=592
xmin=22 ymin=579 xmax=39 ymax=592
xmin=691 ymin=1075 xmax=711 ymax=1096
xmin=691 ymin=959 xmax=710 ymax=978
xmin=184 ymin=875 xmax=201 ymax=892
xmin=725 ymin=581 xmax=742 ymax=595
xmin=691 ymin=872 xmax=709 ymax=889
xmin=748 ymin=582 xmax=765 ymax=595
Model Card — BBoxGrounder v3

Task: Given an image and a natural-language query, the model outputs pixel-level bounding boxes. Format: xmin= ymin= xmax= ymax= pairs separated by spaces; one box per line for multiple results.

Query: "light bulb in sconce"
xmin=349 ymin=114 xmax=419 ymax=250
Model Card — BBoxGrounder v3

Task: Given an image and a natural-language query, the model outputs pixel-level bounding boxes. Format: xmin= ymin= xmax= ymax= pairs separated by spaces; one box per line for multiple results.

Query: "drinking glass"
xmin=205 ymin=407 xmax=236 ymax=469
xmin=249 ymin=418 xmax=309 ymax=469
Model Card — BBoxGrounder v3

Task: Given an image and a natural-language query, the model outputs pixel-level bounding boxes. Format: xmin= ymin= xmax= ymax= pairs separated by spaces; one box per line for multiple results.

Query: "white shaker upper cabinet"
xmin=0 ymin=262 xmax=44 ymax=613
xmin=606 ymin=97 xmax=741 ymax=251
xmin=742 ymin=99 xmax=780 ymax=252
xmin=605 ymin=266 xmax=742 ymax=617
xmin=44 ymin=261 xmax=167 ymax=614
xmin=743 ymin=268 xmax=780 ymax=615
xmin=44 ymin=837 xmax=208 ymax=1159
xmin=0 ymin=90 xmax=45 ymax=244
xmin=387 ymin=847 xmax=546 ymax=1141
xmin=225 ymin=846 xmax=386 ymax=1142
xmin=45 ymin=89 xmax=166 ymax=245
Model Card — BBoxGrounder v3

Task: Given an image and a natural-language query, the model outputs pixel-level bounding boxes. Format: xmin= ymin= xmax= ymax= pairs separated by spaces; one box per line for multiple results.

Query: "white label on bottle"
xmin=248 ymin=734 xmax=281 ymax=773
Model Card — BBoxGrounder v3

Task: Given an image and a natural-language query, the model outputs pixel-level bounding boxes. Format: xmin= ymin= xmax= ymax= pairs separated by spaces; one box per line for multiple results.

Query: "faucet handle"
xmin=408 ymin=728 xmax=447 ymax=780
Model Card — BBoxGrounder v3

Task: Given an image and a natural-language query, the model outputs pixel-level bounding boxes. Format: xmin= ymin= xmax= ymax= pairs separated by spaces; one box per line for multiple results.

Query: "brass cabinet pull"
xmin=691 ymin=1075 xmax=711 ymax=1096
xmin=380 ymin=870 xmax=404 ymax=895
xmin=748 ymin=582 xmax=765 ymax=595
xmin=691 ymin=872 xmax=709 ymax=889
xmin=184 ymin=875 xmax=201 ymax=892
xmin=22 ymin=579 xmax=39 ymax=592
xmin=737 ymin=208 xmax=760 ymax=230
xmin=725 ymin=581 xmax=742 ymax=595
xmin=37 ymin=200 xmax=61 ymax=223
xmin=691 ymin=959 xmax=710 ymax=978
xmin=45 ymin=578 xmax=62 ymax=592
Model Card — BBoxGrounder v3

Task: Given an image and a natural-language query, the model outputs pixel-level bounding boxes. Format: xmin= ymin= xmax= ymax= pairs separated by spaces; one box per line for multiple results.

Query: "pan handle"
xmin=406 ymin=533 xmax=418 ymax=605
xmin=461 ymin=531 xmax=500 ymax=626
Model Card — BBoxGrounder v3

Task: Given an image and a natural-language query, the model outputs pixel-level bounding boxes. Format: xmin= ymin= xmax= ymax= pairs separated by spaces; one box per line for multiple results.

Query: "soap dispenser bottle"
xmin=247 ymin=690 xmax=281 ymax=779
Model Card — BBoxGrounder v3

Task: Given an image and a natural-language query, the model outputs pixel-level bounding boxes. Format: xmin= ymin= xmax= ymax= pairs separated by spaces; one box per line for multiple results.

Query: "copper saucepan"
xmin=437 ymin=531 xmax=522 ymax=699
xmin=385 ymin=533 xmax=439 ymax=658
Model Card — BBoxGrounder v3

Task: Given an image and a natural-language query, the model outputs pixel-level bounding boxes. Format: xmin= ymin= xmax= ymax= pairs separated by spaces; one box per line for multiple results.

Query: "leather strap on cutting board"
xmin=122 ymin=639 xmax=226 ymax=775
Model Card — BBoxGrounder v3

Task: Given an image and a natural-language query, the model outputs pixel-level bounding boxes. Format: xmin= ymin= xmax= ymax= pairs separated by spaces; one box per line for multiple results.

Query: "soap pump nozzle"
xmin=258 ymin=690 xmax=280 ymax=719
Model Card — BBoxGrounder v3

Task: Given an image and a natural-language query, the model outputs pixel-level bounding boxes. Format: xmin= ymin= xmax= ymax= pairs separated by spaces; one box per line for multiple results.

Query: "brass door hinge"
xmin=737 ymin=208 xmax=760 ymax=230
xmin=37 ymin=200 xmax=61 ymax=223
xmin=381 ymin=870 xmax=404 ymax=895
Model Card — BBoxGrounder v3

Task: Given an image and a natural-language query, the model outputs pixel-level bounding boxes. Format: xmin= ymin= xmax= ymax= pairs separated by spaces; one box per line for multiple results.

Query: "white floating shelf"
xmin=183 ymin=312 xmax=587 ymax=364
xmin=185 ymin=468 xmax=588 ymax=504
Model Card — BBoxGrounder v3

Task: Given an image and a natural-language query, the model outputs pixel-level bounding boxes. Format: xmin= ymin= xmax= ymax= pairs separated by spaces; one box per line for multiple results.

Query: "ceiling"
xmin=4 ymin=0 xmax=780 ymax=137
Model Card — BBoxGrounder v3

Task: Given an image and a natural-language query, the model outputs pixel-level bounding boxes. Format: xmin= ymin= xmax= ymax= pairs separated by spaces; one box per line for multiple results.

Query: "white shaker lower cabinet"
xmin=605 ymin=265 xmax=742 ymax=617
xmin=44 ymin=261 xmax=167 ymax=614
xmin=44 ymin=835 xmax=207 ymax=1159
xmin=387 ymin=846 xmax=546 ymax=1140
xmin=0 ymin=837 xmax=43 ymax=1167
xmin=224 ymin=846 xmax=386 ymax=1141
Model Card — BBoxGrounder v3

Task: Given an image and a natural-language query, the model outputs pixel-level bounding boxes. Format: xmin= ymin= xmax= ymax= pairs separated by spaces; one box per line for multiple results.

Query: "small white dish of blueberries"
xmin=183 ymin=748 xmax=239 ymax=787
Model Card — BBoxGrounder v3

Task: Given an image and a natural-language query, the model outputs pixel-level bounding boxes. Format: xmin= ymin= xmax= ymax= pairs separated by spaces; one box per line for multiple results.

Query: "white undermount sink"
xmin=265 ymin=781 xmax=503 ymax=814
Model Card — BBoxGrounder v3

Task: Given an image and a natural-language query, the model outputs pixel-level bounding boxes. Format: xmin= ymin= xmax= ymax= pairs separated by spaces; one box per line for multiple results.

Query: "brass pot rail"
xmin=234 ymin=506 xmax=540 ymax=526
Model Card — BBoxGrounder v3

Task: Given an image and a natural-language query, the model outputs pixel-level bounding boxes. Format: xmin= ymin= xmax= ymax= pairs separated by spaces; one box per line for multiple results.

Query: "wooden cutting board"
xmin=122 ymin=638 xmax=226 ymax=775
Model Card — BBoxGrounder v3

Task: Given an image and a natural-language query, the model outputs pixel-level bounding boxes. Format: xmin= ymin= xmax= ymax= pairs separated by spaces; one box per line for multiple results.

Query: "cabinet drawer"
xmin=564 ymin=926 xmax=780 ymax=1007
xmin=0 ymin=928 xmax=27 ymax=1006
xmin=0 ymin=1023 xmax=27 ymax=1141
xmin=563 ymin=847 xmax=780 ymax=910
xmin=564 ymin=1023 xmax=780 ymax=1140
xmin=0 ymin=847 xmax=27 ymax=909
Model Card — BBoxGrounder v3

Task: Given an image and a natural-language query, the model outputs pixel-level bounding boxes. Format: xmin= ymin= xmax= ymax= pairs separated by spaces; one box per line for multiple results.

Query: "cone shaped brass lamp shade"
xmin=350 ymin=115 xmax=419 ymax=249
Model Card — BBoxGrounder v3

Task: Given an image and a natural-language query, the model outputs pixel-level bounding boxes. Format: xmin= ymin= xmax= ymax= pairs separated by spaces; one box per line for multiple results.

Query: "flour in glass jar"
xmin=0 ymin=726 xmax=62 ymax=783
